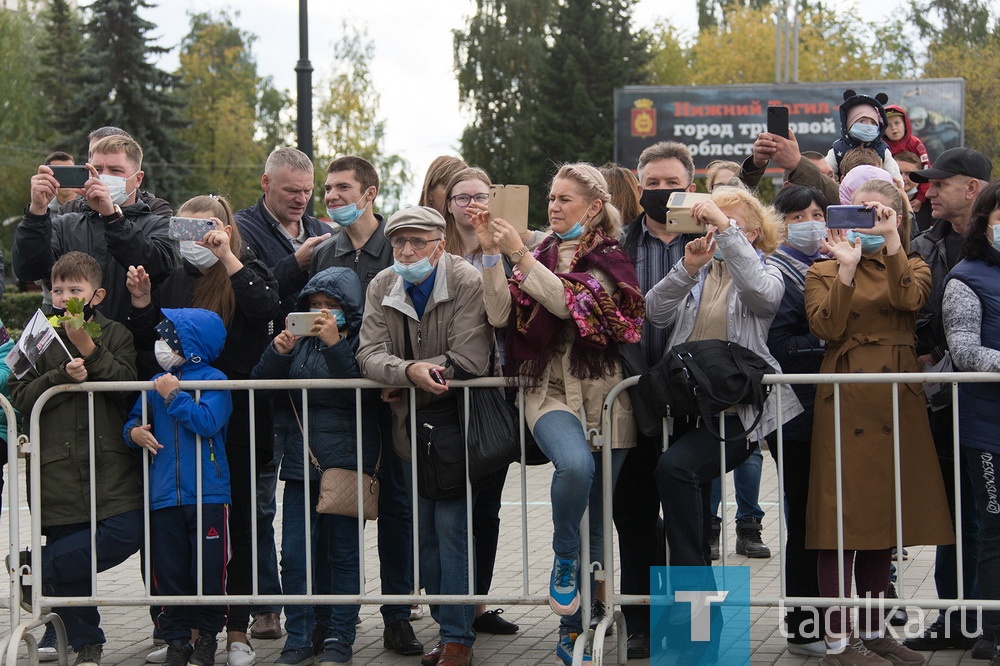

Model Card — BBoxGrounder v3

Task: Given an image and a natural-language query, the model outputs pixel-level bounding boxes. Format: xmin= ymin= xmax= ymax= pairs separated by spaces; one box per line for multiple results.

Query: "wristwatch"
xmin=509 ymin=246 xmax=529 ymax=263
xmin=101 ymin=205 xmax=124 ymax=225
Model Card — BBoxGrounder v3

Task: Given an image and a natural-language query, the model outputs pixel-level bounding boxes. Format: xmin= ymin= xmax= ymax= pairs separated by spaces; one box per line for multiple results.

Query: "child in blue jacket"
xmin=124 ymin=308 xmax=233 ymax=666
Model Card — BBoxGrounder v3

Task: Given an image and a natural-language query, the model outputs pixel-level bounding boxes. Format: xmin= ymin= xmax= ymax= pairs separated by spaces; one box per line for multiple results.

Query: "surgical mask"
xmin=51 ymin=299 xmax=96 ymax=320
xmin=713 ymin=248 xmax=725 ymax=262
xmin=848 ymin=122 xmax=881 ymax=143
xmin=785 ymin=221 xmax=827 ymax=255
xmin=847 ymin=230 xmax=886 ymax=253
xmin=179 ymin=241 xmax=219 ymax=269
xmin=310 ymin=308 xmax=347 ymax=329
xmin=99 ymin=173 xmax=136 ymax=206
xmin=991 ymin=225 xmax=1000 ymax=252
xmin=154 ymin=339 xmax=185 ymax=371
xmin=555 ymin=222 xmax=584 ymax=240
xmin=639 ymin=188 xmax=685 ymax=224
xmin=328 ymin=200 xmax=365 ymax=227
xmin=392 ymin=257 xmax=435 ymax=283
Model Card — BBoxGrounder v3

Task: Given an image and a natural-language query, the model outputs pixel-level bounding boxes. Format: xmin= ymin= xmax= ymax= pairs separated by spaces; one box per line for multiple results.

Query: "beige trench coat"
xmin=482 ymin=240 xmax=636 ymax=450
xmin=803 ymin=249 xmax=953 ymax=550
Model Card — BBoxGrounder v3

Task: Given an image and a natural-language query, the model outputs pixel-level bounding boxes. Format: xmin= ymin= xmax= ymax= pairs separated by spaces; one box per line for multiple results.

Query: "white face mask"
xmin=180 ymin=241 xmax=219 ymax=269
xmin=99 ymin=172 xmax=137 ymax=206
xmin=154 ymin=339 xmax=185 ymax=371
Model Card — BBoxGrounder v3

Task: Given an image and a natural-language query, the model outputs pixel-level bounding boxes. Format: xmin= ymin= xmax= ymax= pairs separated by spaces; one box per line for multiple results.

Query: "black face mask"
xmin=639 ymin=188 xmax=686 ymax=224
xmin=51 ymin=300 xmax=96 ymax=320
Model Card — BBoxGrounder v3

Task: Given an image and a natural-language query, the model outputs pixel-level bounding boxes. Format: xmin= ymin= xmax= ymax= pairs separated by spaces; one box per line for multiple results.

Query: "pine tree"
xmin=59 ymin=0 xmax=188 ymax=202
xmin=36 ymin=0 xmax=84 ymax=152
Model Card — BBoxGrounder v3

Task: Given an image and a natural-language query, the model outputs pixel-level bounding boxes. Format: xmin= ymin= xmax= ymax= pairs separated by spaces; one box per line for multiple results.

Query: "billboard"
xmin=614 ymin=79 xmax=965 ymax=174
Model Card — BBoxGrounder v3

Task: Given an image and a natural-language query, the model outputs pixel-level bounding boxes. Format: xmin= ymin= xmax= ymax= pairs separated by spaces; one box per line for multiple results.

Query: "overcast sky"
xmin=135 ymin=0 xmax=907 ymax=201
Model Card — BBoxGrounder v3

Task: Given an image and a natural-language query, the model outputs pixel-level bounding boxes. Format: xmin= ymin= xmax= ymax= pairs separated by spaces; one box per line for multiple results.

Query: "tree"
xmin=174 ymin=10 xmax=266 ymax=208
xmin=533 ymin=0 xmax=651 ymax=203
xmin=454 ymin=0 xmax=555 ymax=220
xmin=314 ymin=24 xmax=411 ymax=213
xmin=59 ymin=0 xmax=188 ymax=202
xmin=256 ymin=76 xmax=295 ymax=155
xmin=908 ymin=0 xmax=994 ymax=48
xmin=645 ymin=20 xmax=691 ymax=86
xmin=35 ymin=0 xmax=84 ymax=151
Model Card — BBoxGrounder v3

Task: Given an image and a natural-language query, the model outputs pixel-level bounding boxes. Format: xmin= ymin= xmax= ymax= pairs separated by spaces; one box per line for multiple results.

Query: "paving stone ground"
xmin=0 ymin=451 xmax=985 ymax=665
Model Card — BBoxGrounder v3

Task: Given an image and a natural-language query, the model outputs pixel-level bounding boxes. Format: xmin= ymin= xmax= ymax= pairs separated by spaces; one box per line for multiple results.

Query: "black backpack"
xmin=637 ymin=340 xmax=775 ymax=442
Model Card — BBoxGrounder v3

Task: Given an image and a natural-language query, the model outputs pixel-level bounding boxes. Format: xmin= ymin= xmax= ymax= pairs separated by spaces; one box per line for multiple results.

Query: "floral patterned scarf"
xmin=505 ymin=229 xmax=645 ymax=382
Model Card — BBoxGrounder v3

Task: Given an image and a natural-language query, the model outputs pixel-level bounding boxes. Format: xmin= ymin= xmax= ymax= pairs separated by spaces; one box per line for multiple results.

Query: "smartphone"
xmin=429 ymin=368 xmax=446 ymax=385
xmin=488 ymin=184 xmax=529 ymax=234
xmin=827 ymin=205 xmax=876 ymax=229
xmin=286 ymin=311 xmax=325 ymax=336
xmin=48 ymin=165 xmax=89 ymax=188
xmin=664 ymin=191 xmax=711 ymax=234
xmin=767 ymin=105 xmax=789 ymax=139
xmin=169 ymin=216 xmax=217 ymax=242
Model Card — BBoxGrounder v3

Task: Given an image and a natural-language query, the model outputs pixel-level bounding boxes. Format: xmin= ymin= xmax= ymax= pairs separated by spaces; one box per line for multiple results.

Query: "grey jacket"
xmin=645 ymin=225 xmax=802 ymax=440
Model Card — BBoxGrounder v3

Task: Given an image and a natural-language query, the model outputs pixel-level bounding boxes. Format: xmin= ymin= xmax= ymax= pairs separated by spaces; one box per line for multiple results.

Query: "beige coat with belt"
xmin=804 ymin=250 xmax=953 ymax=550
xmin=357 ymin=253 xmax=492 ymax=460
xmin=482 ymin=240 xmax=635 ymax=450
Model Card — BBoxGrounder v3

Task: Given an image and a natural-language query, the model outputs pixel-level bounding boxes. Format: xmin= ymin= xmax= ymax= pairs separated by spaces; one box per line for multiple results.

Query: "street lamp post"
xmin=295 ymin=0 xmax=314 ymax=214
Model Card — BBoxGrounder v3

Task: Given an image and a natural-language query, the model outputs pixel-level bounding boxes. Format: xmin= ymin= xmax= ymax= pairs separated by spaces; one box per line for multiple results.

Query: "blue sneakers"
xmin=549 ymin=556 xmax=580 ymax=615
xmin=556 ymin=632 xmax=592 ymax=665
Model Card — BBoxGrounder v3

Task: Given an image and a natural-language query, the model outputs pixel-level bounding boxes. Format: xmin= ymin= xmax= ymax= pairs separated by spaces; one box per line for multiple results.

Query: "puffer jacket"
xmin=124 ymin=308 xmax=232 ymax=511
xmin=645 ymin=225 xmax=803 ymax=440
xmin=253 ymin=267 xmax=380 ymax=480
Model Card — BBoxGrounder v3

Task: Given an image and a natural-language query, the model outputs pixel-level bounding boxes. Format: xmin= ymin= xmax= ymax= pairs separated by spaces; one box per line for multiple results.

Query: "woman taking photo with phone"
xmin=804 ymin=179 xmax=952 ymax=664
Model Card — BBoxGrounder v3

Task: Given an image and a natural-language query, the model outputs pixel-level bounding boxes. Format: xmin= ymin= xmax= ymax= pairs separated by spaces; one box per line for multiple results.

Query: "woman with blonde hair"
xmin=473 ymin=163 xmax=643 ymax=664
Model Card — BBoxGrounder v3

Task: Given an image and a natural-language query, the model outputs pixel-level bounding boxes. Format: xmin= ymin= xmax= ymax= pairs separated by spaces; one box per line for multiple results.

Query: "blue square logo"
xmin=650 ymin=566 xmax=751 ymax=665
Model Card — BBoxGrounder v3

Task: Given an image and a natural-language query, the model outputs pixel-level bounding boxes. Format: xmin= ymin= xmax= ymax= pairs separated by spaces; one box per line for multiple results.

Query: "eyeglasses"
xmin=449 ymin=193 xmax=490 ymax=207
xmin=388 ymin=236 xmax=443 ymax=250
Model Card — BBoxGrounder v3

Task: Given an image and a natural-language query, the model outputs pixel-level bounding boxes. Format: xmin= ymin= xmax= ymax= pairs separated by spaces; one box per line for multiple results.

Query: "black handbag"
xmin=618 ymin=342 xmax=665 ymax=438
xmin=637 ymin=339 xmax=774 ymax=442
xmin=413 ymin=395 xmax=467 ymax=501
xmin=451 ymin=356 xmax=521 ymax=482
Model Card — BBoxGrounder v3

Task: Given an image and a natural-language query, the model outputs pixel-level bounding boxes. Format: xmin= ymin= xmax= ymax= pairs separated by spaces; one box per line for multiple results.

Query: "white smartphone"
xmin=286 ymin=312 xmax=326 ymax=336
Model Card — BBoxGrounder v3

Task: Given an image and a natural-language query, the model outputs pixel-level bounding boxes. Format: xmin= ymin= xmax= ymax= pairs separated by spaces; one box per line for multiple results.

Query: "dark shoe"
xmin=73 ymin=644 xmax=103 ymax=666
xmin=436 ymin=643 xmax=473 ymax=666
xmin=163 ymin=641 xmax=193 ymax=666
xmin=317 ymin=639 xmax=351 ymax=666
xmin=250 ymin=612 xmax=283 ymax=640
xmin=973 ymin=638 xmax=995 ymax=660
xmin=420 ymin=643 xmax=444 ymax=666
xmin=382 ymin=619 xmax=423 ymax=656
xmin=990 ymin=643 xmax=1000 ymax=666
xmin=710 ymin=519 xmax=721 ymax=560
xmin=626 ymin=630 xmax=650 ymax=660
xmin=274 ymin=646 xmax=313 ymax=666
xmin=903 ymin=617 xmax=978 ymax=650
xmin=189 ymin=635 xmax=218 ymax=666
xmin=885 ymin=583 xmax=908 ymax=626
xmin=588 ymin=599 xmax=612 ymax=635
xmin=735 ymin=517 xmax=771 ymax=558
xmin=473 ymin=608 xmax=518 ymax=634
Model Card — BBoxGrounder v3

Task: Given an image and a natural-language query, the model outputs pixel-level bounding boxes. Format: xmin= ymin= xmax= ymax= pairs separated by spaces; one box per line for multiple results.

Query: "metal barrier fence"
xmin=2 ymin=371 xmax=999 ymax=665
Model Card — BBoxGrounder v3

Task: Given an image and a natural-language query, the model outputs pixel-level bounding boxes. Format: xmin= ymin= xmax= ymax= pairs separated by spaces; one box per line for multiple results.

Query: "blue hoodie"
xmin=125 ymin=308 xmax=233 ymax=510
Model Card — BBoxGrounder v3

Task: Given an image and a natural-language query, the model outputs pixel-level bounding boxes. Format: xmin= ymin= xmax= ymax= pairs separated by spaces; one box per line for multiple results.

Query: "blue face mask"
xmin=785 ymin=221 xmax=827 ymax=255
xmin=392 ymin=257 xmax=435 ymax=283
xmin=310 ymin=308 xmax=347 ymax=328
xmin=847 ymin=230 xmax=886 ymax=253
xmin=991 ymin=225 xmax=1000 ymax=252
xmin=555 ymin=222 xmax=584 ymax=240
xmin=713 ymin=248 xmax=725 ymax=262
xmin=327 ymin=201 xmax=365 ymax=227
xmin=848 ymin=122 xmax=881 ymax=143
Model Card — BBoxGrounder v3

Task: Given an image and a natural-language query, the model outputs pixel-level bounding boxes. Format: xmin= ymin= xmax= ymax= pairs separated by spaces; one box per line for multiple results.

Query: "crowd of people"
xmin=0 ymin=88 xmax=997 ymax=666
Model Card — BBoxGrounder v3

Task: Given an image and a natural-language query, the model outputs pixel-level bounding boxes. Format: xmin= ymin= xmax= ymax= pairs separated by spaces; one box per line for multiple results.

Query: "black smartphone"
xmin=48 ymin=165 xmax=89 ymax=188
xmin=767 ymin=105 xmax=789 ymax=139
xmin=430 ymin=368 xmax=446 ymax=385
xmin=827 ymin=205 xmax=876 ymax=229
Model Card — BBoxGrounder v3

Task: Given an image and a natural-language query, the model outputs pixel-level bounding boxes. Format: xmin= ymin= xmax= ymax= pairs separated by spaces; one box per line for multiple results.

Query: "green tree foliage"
xmin=454 ymin=0 xmax=555 ymax=212
xmin=908 ymin=0 xmax=993 ymax=47
xmin=35 ymin=0 xmax=84 ymax=152
xmin=256 ymin=77 xmax=294 ymax=154
xmin=59 ymin=0 xmax=188 ymax=202
xmin=174 ymin=10 xmax=266 ymax=208
xmin=314 ymin=24 xmax=411 ymax=213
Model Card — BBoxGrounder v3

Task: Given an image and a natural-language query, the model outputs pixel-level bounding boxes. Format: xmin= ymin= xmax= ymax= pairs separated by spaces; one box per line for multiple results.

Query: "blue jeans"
xmin=709 ymin=443 xmax=765 ymax=522
xmin=253 ymin=450 xmax=283 ymax=616
xmin=375 ymin=406 xmax=413 ymax=624
xmin=41 ymin=510 xmax=143 ymax=650
xmin=400 ymin=463 xmax=475 ymax=647
xmin=531 ymin=410 xmax=627 ymax=633
xmin=280 ymin=481 xmax=360 ymax=648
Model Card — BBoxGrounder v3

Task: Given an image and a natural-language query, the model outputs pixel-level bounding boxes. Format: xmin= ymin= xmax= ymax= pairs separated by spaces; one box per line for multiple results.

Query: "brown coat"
xmin=803 ymin=250 xmax=953 ymax=550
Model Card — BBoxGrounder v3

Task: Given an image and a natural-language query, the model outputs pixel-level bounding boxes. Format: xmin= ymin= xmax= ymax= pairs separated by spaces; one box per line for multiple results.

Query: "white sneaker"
xmin=787 ymin=640 xmax=827 ymax=657
xmin=145 ymin=645 xmax=168 ymax=664
xmin=408 ymin=605 xmax=424 ymax=621
xmin=227 ymin=642 xmax=256 ymax=666
xmin=37 ymin=646 xmax=58 ymax=662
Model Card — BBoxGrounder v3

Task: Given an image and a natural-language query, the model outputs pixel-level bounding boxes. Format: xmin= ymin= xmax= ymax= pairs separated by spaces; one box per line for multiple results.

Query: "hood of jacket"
xmin=884 ymin=104 xmax=914 ymax=143
xmin=296 ymin=267 xmax=365 ymax=339
xmin=839 ymin=89 xmax=889 ymax=143
xmin=160 ymin=307 xmax=227 ymax=366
